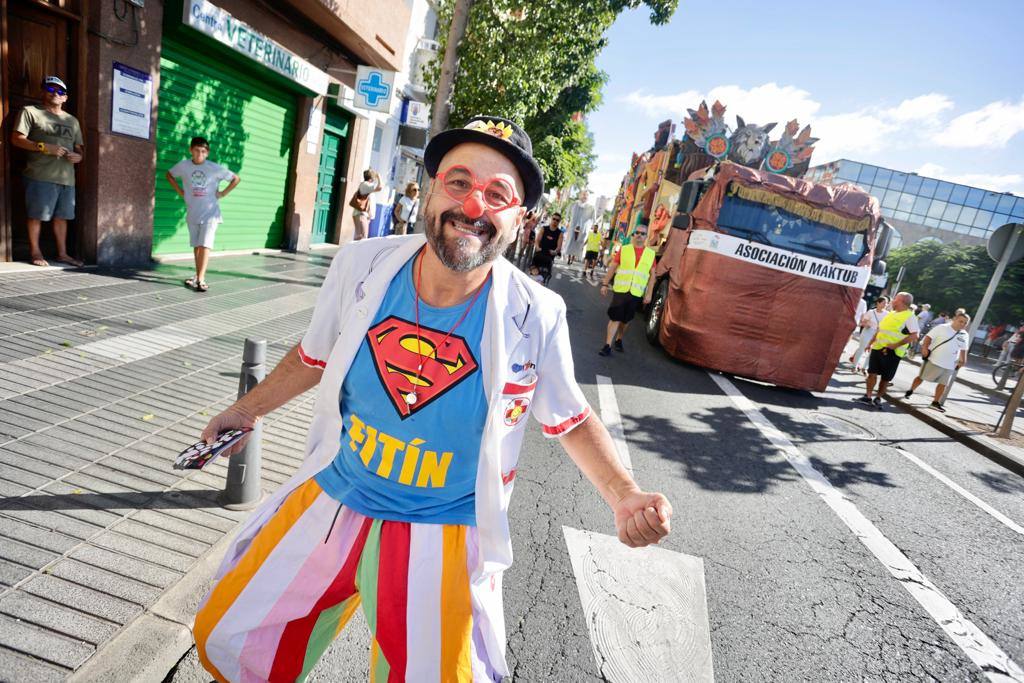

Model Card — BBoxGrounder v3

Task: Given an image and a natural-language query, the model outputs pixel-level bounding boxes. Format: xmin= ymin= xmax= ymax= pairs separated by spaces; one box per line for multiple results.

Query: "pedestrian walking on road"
xmin=904 ymin=312 xmax=970 ymax=412
xmin=855 ymin=291 xmax=920 ymax=409
xmin=10 ymin=76 xmax=85 ymax=268
xmin=532 ymin=212 xmax=563 ymax=284
xmin=599 ymin=225 xmax=657 ymax=357
xmin=849 ymin=296 xmax=888 ymax=374
xmin=192 ymin=115 xmax=671 ymax=682
xmin=566 ymin=190 xmax=595 ymax=268
xmin=350 ymin=169 xmax=382 ymax=241
xmin=583 ymin=224 xmax=603 ymax=279
xmin=165 ymin=136 xmax=241 ymax=292
xmin=517 ymin=209 xmax=539 ymax=266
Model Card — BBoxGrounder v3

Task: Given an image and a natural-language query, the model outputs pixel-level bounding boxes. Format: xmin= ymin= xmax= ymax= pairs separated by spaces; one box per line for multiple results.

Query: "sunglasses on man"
xmin=45 ymin=85 xmax=67 ymax=96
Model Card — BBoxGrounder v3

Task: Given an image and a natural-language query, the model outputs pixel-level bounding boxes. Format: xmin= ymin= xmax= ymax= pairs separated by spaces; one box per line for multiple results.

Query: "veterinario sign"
xmin=184 ymin=0 xmax=329 ymax=94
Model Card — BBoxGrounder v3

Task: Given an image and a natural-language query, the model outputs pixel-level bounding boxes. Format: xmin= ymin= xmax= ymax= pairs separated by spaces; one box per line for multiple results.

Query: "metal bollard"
xmin=221 ymin=338 xmax=266 ymax=510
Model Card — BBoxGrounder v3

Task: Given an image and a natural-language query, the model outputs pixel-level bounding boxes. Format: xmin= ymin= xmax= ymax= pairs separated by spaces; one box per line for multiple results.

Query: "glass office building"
xmin=806 ymin=160 xmax=1024 ymax=245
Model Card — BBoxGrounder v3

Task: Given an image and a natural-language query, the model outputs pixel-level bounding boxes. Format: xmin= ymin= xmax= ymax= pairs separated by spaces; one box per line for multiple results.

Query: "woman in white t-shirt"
xmin=849 ymin=295 xmax=889 ymax=373
xmin=391 ymin=182 xmax=419 ymax=235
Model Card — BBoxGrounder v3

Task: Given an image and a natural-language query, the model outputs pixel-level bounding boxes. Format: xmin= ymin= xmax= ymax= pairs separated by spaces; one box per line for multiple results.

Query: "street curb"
xmin=887 ymin=396 xmax=1024 ymax=478
xmin=68 ymin=524 xmax=236 ymax=682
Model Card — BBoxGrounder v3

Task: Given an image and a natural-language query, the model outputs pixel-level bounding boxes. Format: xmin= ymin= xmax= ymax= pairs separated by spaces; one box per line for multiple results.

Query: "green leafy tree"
xmin=425 ymin=0 xmax=678 ymax=190
xmin=886 ymin=242 xmax=1024 ymax=324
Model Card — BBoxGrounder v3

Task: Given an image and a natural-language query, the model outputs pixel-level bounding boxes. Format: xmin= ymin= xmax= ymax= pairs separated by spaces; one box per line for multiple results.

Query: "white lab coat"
xmin=213 ymin=234 xmax=590 ymax=676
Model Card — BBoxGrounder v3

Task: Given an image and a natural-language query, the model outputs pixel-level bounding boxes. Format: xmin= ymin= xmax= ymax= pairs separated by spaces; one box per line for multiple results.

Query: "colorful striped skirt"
xmin=194 ymin=478 xmax=503 ymax=682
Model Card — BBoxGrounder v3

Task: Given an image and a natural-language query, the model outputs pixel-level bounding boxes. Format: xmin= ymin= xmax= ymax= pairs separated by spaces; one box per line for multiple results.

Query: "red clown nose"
xmin=462 ymin=193 xmax=486 ymax=220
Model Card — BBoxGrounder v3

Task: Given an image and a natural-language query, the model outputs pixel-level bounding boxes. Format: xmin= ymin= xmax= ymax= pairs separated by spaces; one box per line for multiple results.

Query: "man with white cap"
xmin=10 ymin=76 xmax=84 ymax=267
xmin=192 ymin=115 xmax=673 ymax=681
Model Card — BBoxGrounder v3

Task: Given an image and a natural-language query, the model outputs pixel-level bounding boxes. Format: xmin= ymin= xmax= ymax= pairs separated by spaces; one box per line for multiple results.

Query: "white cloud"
xmin=887 ymin=94 xmax=954 ymax=123
xmin=596 ymin=83 xmax=1024 ymax=199
xmin=621 ymin=83 xmax=821 ymax=126
xmin=916 ymin=163 xmax=1024 ymax=195
xmin=619 ymin=86 xmax=964 ymax=161
xmin=587 ymin=170 xmax=626 ymax=202
xmin=811 ymin=111 xmax=893 ymax=160
xmin=934 ymin=97 xmax=1024 ymax=148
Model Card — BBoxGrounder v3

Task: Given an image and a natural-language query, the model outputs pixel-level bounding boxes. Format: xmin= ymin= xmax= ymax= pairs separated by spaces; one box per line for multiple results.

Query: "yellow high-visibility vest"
xmin=612 ymin=245 xmax=656 ymax=297
xmin=871 ymin=309 xmax=914 ymax=357
xmin=586 ymin=231 xmax=602 ymax=251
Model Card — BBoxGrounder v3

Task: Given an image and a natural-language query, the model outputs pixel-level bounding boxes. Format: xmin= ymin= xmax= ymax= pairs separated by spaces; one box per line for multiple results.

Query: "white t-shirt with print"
xmin=925 ymin=323 xmax=969 ymax=370
xmin=862 ymin=307 xmax=886 ymax=331
xmin=169 ymin=160 xmax=234 ymax=225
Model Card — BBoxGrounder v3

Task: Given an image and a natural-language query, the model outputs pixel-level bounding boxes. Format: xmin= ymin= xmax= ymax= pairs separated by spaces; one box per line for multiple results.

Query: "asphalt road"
xmin=282 ymin=259 xmax=1024 ymax=681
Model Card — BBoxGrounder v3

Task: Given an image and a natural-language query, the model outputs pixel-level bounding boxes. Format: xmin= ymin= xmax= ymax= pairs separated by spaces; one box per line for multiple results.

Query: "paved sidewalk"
xmin=0 ymin=251 xmax=335 ymax=681
xmin=843 ymin=339 xmax=1024 ymax=470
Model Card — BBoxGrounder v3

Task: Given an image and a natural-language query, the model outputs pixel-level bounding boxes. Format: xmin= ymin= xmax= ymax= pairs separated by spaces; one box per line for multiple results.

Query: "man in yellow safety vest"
xmin=599 ymin=225 xmax=657 ymax=356
xmin=583 ymin=224 xmax=603 ymax=280
xmin=855 ymin=291 xmax=920 ymax=409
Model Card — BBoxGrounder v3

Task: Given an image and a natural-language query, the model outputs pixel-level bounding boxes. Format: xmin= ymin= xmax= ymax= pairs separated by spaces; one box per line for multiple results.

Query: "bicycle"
xmin=992 ymin=360 xmax=1022 ymax=391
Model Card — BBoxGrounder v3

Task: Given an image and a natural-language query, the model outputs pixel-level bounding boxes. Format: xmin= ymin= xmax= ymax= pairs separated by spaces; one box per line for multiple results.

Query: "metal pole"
xmin=939 ymin=225 xmax=1021 ymax=405
xmin=222 ymin=338 xmax=266 ymax=510
xmin=891 ymin=265 xmax=905 ymax=297
xmin=996 ymin=366 xmax=1024 ymax=438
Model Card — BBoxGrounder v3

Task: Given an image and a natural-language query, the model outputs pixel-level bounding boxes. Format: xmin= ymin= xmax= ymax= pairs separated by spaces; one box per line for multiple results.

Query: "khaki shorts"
xmin=918 ymin=360 xmax=955 ymax=385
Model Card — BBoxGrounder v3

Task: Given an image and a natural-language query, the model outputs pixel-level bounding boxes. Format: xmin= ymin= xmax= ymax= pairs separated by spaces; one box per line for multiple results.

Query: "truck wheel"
xmin=645 ymin=278 xmax=667 ymax=347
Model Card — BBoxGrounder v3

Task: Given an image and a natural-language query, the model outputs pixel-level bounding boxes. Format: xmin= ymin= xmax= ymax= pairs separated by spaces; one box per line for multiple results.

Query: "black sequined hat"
xmin=424 ymin=115 xmax=545 ymax=209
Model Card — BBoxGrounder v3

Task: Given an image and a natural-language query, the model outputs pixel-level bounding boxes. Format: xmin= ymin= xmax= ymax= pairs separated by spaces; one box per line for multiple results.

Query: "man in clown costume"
xmin=193 ymin=115 xmax=673 ymax=682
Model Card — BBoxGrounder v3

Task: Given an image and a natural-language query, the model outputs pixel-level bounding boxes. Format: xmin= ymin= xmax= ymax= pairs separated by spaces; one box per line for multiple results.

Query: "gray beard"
xmin=425 ymin=215 xmax=516 ymax=273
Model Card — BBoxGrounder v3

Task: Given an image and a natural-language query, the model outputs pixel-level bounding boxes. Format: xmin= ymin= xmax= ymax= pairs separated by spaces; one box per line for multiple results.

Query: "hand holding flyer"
xmin=173 ymin=428 xmax=252 ymax=470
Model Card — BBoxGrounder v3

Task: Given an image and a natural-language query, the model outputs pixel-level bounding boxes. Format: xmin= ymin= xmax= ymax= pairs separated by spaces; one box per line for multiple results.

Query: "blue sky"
xmin=587 ymin=0 xmax=1024 ymax=201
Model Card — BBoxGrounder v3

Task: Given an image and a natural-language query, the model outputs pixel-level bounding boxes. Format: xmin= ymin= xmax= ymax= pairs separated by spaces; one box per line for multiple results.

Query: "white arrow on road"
xmin=563 ymin=526 xmax=715 ymax=682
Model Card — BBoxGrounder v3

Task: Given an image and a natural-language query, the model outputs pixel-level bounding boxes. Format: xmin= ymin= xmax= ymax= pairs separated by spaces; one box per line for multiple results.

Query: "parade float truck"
xmin=615 ymin=101 xmax=893 ymax=392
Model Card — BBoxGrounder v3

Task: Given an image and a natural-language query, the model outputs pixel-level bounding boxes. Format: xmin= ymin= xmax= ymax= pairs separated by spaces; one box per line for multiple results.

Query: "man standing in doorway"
xmin=10 ymin=76 xmax=84 ymax=267
xmin=855 ymin=291 xmax=920 ymax=409
xmin=166 ymin=137 xmax=241 ymax=292
xmin=191 ymin=115 xmax=671 ymax=681
xmin=904 ymin=312 xmax=970 ymax=412
xmin=599 ymin=224 xmax=656 ymax=356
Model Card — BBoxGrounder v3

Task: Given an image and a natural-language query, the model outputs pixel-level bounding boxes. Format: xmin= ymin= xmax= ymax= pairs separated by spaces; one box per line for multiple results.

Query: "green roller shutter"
xmin=153 ymin=38 xmax=296 ymax=254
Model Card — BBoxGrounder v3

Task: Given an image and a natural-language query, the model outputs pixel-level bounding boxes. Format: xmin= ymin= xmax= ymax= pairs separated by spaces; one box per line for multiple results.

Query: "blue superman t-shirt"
xmin=314 ymin=254 xmax=491 ymax=525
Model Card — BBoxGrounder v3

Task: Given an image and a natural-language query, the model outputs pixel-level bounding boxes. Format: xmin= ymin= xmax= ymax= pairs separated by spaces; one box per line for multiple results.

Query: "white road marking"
xmin=563 ymin=526 xmax=715 ymax=682
xmin=709 ymin=372 xmax=1024 ymax=683
xmin=596 ymin=374 xmax=632 ymax=472
xmin=893 ymin=447 xmax=1024 ymax=537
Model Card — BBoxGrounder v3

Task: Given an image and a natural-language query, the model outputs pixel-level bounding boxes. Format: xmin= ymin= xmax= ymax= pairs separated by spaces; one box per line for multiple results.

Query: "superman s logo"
xmin=367 ymin=316 xmax=479 ymax=418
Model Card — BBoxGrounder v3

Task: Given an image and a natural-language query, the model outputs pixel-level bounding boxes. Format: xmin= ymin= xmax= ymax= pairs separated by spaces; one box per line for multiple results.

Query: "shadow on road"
xmin=624 ymin=404 xmax=896 ymax=494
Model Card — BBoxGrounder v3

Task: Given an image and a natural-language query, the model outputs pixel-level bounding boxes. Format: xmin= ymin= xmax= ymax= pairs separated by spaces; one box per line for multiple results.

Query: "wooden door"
xmin=2 ymin=1 xmax=73 ymax=262
xmin=312 ymin=129 xmax=344 ymax=244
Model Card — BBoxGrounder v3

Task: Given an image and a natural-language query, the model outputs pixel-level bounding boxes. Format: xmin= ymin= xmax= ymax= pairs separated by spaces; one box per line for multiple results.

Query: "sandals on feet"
xmin=184 ymin=277 xmax=198 ymax=289
xmin=196 ymin=280 xmax=209 ymax=292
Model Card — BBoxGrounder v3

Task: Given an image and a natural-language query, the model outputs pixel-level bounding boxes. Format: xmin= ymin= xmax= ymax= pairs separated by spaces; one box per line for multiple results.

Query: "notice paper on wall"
xmin=111 ymin=62 xmax=152 ymax=139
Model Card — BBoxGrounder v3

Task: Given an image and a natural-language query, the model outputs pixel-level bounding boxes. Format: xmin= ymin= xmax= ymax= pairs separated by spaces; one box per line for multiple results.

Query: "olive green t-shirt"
xmin=15 ymin=105 xmax=83 ymax=187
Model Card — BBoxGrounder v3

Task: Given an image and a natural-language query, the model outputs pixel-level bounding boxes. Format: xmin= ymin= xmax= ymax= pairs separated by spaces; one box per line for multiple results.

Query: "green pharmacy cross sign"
xmin=358 ymin=72 xmax=391 ymax=108
xmin=354 ymin=66 xmax=396 ymax=113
